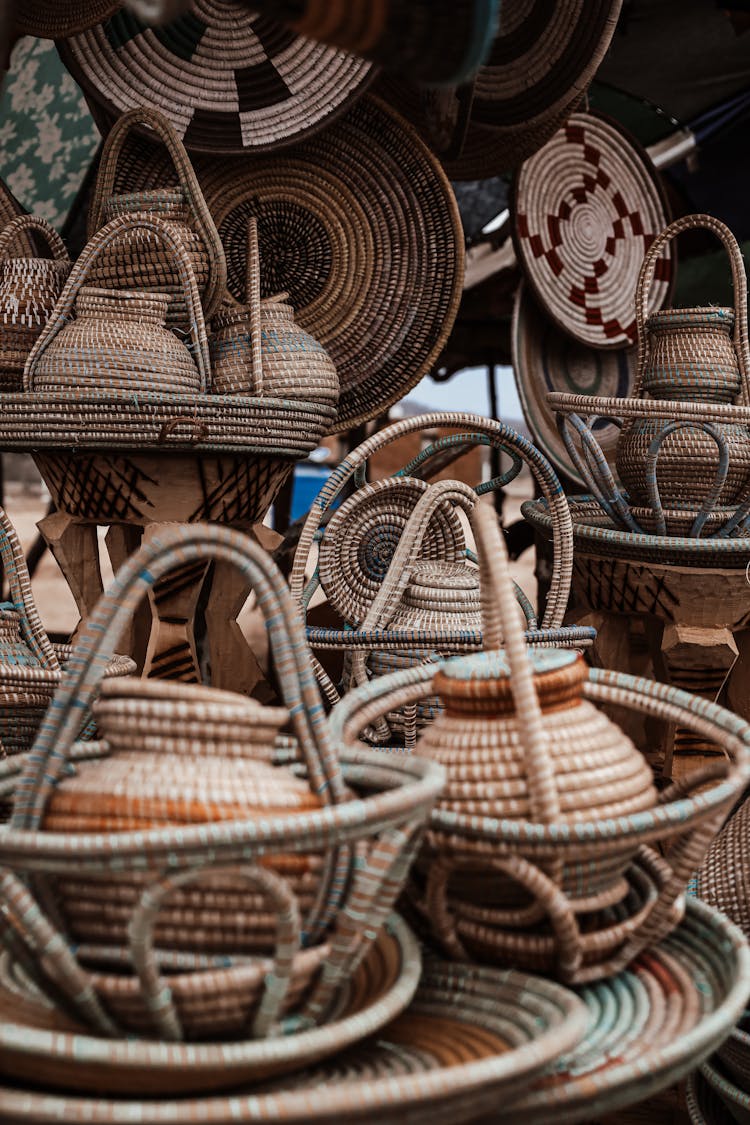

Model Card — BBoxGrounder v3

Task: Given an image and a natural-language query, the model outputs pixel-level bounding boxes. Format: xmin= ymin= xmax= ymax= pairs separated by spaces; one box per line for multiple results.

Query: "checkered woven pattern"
xmin=513 ymin=112 xmax=672 ymax=349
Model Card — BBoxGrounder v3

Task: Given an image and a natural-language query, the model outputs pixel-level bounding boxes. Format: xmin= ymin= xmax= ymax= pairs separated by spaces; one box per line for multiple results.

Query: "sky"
xmin=404 ymin=365 xmax=525 ymax=425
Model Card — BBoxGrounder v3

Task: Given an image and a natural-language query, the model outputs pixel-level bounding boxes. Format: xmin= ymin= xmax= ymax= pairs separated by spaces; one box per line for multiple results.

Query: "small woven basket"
xmin=0 ymin=215 xmax=70 ymax=392
xmin=0 ymin=523 xmax=444 ymax=1045
xmin=331 ymin=502 xmax=750 ymax=984
xmin=87 ymin=108 xmax=226 ymax=327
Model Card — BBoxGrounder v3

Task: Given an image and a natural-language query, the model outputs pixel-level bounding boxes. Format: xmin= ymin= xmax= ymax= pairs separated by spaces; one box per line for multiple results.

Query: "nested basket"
xmin=0 ymin=215 xmax=70 ymax=392
xmin=552 ymin=214 xmax=750 ymax=539
xmin=331 ymin=501 xmax=750 ymax=984
xmin=0 ymin=523 xmax=444 ymax=1046
xmin=0 ymin=505 xmax=132 ymax=763
xmin=291 ymin=412 xmax=594 ymax=742
xmin=87 ymin=107 xmax=226 ymax=327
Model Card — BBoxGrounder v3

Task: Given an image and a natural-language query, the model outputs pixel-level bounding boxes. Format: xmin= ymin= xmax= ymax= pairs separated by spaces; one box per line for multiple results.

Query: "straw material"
xmin=209 ymin=220 xmax=339 ymax=407
xmin=377 ymin=0 xmax=622 ymax=179
xmin=12 ymin=0 xmax=118 ymax=37
xmin=87 ymin=108 xmax=226 ymax=325
xmin=688 ymin=1072 xmax=731 ymax=1125
xmin=0 ymin=215 xmax=71 ymax=392
xmin=331 ymin=523 xmax=750 ymax=983
xmin=0 ymin=953 xmax=588 ymax=1121
xmin=616 ymin=214 xmax=750 ymax=516
xmin=0 ymin=914 xmax=422 ymax=1096
xmin=512 ymin=282 xmax=636 ymax=487
xmin=513 ymin=111 xmax=672 ymax=349
xmin=0 ymin=178 xmax=31 ymax=247
xmin=57 ymin=1 xmax=374 ymax=155
xmin=702 ymin=1061 xmax=750 ymax=1125
xmin=0 ymin=524 xmax=444 ymax=1049
xmin=102 ymin=96 xmax=464 ymax=432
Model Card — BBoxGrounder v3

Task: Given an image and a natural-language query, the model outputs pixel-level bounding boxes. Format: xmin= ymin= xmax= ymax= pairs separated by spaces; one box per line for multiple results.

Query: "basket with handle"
xmin=0 ymin=522 xmax=443 ymax=1046
xmin=0 ymin=504 xmax=132 ymax=762
xmin=87 ymin=107 xmax=226 ymax=327
xmin=0 ymin=215 xmax=70 ymax=392
xmin=291 ymin=412 xmax=595 ymax=733
xmin=24 ymin=213 xmax=209 ymax=396
xmin=331 ymin=500 xmax=750 ymax=984
xmin=551 ymin=214 xmax=750 ymax=539
xmin=209 ymin=219 xmax=339 ymax=408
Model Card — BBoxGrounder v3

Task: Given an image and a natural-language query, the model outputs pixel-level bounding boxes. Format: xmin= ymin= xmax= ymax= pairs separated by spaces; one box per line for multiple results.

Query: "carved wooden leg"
xmin=575 ymin=610 xmax=650 ymax=755
xmin=141 ymin=522 xmax=208 ymax=683
xmin=37 ymin=512 xmax=102 ymax=643
xmin=105 ymin=524 xmax=151 ymax=673
xmin=202 ymin=524 xmax=281 ymax=701
xmin=726 ymin=627 xmax=750 ymax=725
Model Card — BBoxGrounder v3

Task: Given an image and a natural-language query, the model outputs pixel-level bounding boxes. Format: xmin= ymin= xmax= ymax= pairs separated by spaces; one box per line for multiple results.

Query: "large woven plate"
xmin=0 ymin=957 xmax=587 ymax=1123
xmin=512 ymin=111 xmax=672 ymax=349
xmin=57 ymin=0 xmax=374 ymax=155
xmin=512 ymin=282 xmax=635 ymax=485
xmin=13 ymin=0 xmax=118 ymax=37
xmin=107 ymin=96 xmax=464 ymax=432
xmin=492 ymin=899 xmax=750 ymax=1124
xmin=0 ymin=915 xmax=420 ymax=1097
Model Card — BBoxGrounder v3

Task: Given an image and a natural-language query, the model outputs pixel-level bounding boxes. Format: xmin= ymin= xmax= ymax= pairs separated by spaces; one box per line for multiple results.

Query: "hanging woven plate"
xmin=512 ymin=282 xmax=636 ymax=485
xmin=56 ymin=0 xmax=374 ymax=154
xmin=377 ymin=0 xmax=622 ymax=180
xmin=512 ymin=111 xmax=672 ymax=349
xmin=12 ymin=0 xmax=119 ymax=38
xmin=109 ymin=96 xmax=464 ymax=431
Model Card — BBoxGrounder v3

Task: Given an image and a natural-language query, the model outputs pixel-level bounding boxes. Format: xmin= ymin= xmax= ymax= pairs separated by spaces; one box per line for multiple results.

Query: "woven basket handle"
xmin=23 ymin=214 xmax=210 ymax=392
xmin=245 ymin=218 xmax=263 ymax=396
xmin=634 ymin=213 xmax=750 ymax=402
xmin=89 ymin=107 xmax=226 ymax=317
xmin=0 ymin=214 xmax=69 ymax=263
xmin=11 ymin=523 xmax=345 ymax=831
xmin=0 ymin=507 xmax=60 ymax=672
xmin=470 ymin=503 xmax=560 ymax=823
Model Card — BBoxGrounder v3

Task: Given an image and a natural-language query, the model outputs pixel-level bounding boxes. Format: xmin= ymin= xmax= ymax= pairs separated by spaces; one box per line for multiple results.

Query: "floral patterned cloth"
xmin=0 ymin=37 xmax=100 ymax=229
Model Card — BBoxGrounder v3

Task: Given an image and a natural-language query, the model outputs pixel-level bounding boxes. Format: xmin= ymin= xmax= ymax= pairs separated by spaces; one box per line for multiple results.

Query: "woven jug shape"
xmin=0 ymin=215 xmax=70 ymax=391
xmin=24 ymin=214 xmax=210 ymax=396
xmin=88 ymin=107 xmax=226 ymax=325
xmin=210 ymin=219 xmax=339 ymax=406
xmin=417 ymin=502 xmax=656 ymax=861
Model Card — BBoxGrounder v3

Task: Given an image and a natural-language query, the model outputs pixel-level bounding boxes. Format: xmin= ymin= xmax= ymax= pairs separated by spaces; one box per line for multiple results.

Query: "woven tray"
xmin=0 ymin=956 xmax=587 ymax=1123
xmin=512 ymin=282 xmax=636 ymax=487
xmin=688 ymin=1071 xmax=732 ymax=1124
xmin=57 ymin=1 xmax=374 ymax=155
xmin=700 ymin=1060 xmax=750 ymax=1125
xmin=490 ymin=899 xmax=749 ymax=1123
xmin=0 ymin=914 xmax=420 ymax=1096
xmin=524 ymin=494 xmax=750 ymax=568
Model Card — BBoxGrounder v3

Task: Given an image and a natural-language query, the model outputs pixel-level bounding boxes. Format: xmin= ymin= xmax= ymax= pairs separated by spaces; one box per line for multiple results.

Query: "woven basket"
xmin=94 ymin=96 xmax=464 ymax=432
xmin=513 ymin=111 xmax=672 ymax=350
xmin=616 ymin=214 xmax=750 ymax=516
xmin=0 ymin=505 xmax=132 ymax=761
xmin=58 ymin=2 xmax=374 ymax=156
xmin=25 ymin=215 xmax=209 ymax=396
xmin=210 ymin=219 xmax=338 ymax=407
xmin=293 ymin=412 xmax=594 ymax=725
xmin=0 ymin=215 xmax=70 ymax=393
xmin=701 ymin=1061 xmax=750 ymax=1125
xmin=1 ymin=523 xmax=443 ymax=1047
xmin=87 ymin=108 xmax=226 ymax=326
xmin=688 ymin=1072 xmax=731 ymax=1125
xmin=332 ymin=502 xmax=750 ymax=984
xmin=11 ymin=0 xmax=118 ymax=37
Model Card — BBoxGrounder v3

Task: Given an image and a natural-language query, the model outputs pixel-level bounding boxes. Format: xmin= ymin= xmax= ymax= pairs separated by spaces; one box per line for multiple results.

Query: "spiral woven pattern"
xmin=58 ymin=0 xmax=374 ymax=155
xmin=513 ymin=112 xmax=672 ymax=349
xmin=13 ymin=0 xmax=118 ymax=37
xmin=318 ymin=479 xmax=466 ymax=626
xmin=106 ymin=96 xmax=464 ymax=431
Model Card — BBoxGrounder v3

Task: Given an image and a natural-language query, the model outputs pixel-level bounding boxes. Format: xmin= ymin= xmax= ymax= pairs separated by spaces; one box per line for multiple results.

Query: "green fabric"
xmin=0 ymin=37 xmax=100 ymax=230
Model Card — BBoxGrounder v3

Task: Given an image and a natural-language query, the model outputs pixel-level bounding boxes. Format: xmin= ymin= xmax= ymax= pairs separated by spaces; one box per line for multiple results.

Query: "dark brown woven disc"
xmin=56 ymin=0 xmax=374 ymax=155
xmin=13 ymin=0 xmax=119 ymax=37
xmin=376 ymin=0 xmax=622 ymax=179
xmin=512 ymin=111 xmax=672 ymax=349
xmin=108 ymin=96 xmax=464 ymax=431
